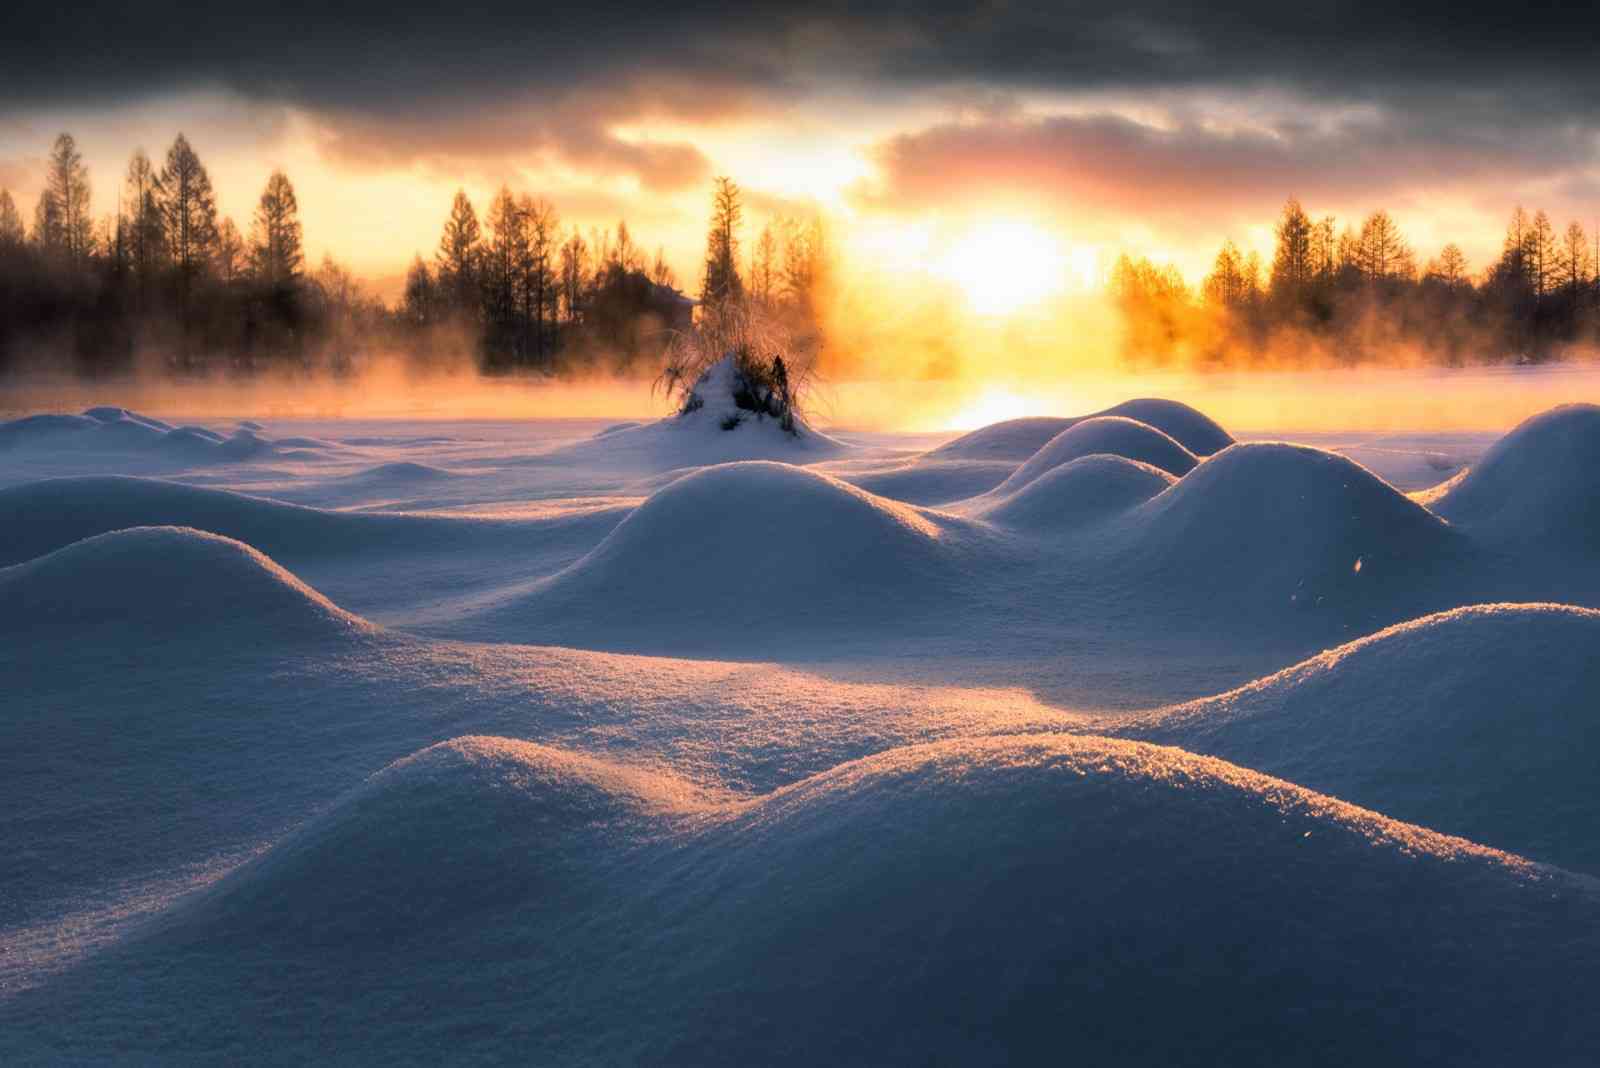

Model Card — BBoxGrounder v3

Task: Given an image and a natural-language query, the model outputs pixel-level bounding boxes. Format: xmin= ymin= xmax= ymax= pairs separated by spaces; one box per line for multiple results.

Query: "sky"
xmin=3 ymin=2 xmax=1599 ymax=305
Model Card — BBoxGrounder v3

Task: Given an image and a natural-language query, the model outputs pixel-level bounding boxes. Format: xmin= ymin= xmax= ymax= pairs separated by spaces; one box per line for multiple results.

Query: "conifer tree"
xmin=701 ymin=176 xmax=743 ymax=308
xmin=250 ymin=170 xmax=304 ymax=287
xmin=436 ymin=189 xmax=481 ymax=318
xmin=158 ymin=134 xmax=219 ymax=281
xmin=0 ymin=189 xmax=23 ymax=248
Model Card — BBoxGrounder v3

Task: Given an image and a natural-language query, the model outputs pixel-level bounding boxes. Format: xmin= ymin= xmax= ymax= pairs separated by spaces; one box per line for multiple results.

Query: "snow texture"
xmin=2 ymin=385 xmax=1599 ymax=1064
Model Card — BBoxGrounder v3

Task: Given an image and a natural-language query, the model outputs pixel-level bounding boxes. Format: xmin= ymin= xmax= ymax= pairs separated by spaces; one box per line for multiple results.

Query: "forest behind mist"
xmin=4 ymin=130 xmax=1600 ymax=384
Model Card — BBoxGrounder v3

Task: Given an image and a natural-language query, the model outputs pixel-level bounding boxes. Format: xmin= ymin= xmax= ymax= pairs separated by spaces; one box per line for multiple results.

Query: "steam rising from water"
xmin=3 ymin=289 xmax=1596 ymax=434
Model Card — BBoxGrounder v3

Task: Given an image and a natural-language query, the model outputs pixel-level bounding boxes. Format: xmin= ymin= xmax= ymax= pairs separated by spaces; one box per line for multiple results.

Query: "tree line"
xmin=1111 ymin=199 xmax=1600 ymax=367
xmin=0 ymin=133 xmax=831 ymax=378
xmin=0 ymin=132 xmax=352 ymax=375
xmin=401 ymin=175 xmax=829 ymax=374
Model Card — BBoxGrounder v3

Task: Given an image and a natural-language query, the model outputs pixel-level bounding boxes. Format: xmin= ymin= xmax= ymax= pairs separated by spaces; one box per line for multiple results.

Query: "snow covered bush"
xmin=656 ymin=300 xmax=816 ymax=436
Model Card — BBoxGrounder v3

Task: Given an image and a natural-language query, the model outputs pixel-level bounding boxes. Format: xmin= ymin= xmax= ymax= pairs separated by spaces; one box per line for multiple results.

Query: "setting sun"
xmin=936 ymin=221 xmax=1068 ymax=315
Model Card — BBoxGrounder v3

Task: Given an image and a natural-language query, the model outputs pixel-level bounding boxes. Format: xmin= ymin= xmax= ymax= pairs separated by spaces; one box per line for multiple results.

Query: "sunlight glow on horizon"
xmin=947 ymin=386 xmax=1048 ymax=430
xmin=934 ymin=221 xmax=1073 ymax=316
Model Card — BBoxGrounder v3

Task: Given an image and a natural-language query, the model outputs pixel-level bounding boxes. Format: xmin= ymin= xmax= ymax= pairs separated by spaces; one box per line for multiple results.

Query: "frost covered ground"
xmin=2 ymin=364 xmax=1599 ymax=1065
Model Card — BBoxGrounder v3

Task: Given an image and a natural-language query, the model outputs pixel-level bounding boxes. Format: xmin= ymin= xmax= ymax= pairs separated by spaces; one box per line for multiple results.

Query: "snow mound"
xmin=932 ymin=398 xmax=1233 ymax=463
xmin=185 ymin=736 xmax=696 ymax=944
xmin=158 ymin=425 xmax=227 ymax=447
xmin=928 ymin=416 xmax=1074 ymax=461
xmin=0 ymin=526 xmax=371 ymax=639
xmin=1096 ymin=397 xmax=1233 ymax=456
xmin=120 ymin=734 xmax=1600 ymax=1064
xmin=88 ymin=416 xmax=168 ymax=447
xmin=0 ymin=412 xmax=99 ymax=447
xmin=0 ymin=475 xmax=511 ymax=567
xmin=595 ymin=420 xmax=643 ymax=437
xmin=1427 ymin=403 xmax=1600 ymax=549
xmin=466 ymin=461 xmax=958 ymax=643
xmin=0 ymin=409 xmax=323 ymax=462
xmin=1117 ymin=602 xmax=1600 ymax=872
xmin=340 ymin=460 xmax=452 ymax=483
xmin=989 ymin=416 xmax=1197 ymax=494
xmin=0 ymin=476 xmax=342 ymax=566
xmin=82 ymin=406 xmax=173 ymax=431
xmin=977 ymin=454 xmax=1176 ymax=530
xmin=1122 ymin=442 xmax=1462 ymax=615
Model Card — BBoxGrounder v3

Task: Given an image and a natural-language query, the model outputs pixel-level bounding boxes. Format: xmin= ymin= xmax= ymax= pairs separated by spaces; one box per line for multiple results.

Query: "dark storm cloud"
xmin=8 ymin=2 xmax=1600 ymax=110
xmin=3 ymin=2 xmax=1599 ymax=180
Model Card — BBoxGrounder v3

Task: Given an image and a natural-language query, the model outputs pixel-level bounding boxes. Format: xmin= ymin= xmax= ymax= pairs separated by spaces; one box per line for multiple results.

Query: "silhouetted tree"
xmin=520 ymin=195 xmax=558 ymax=365
xmin=1203 ymin=240 xmax=1249 ymax=308
xmin=1311 ymin=216 xmax=1338 ymax=284
xmin=436 ymin=189 xmax=481 ymax=320
xmin=42 ymin=133 xmax=93 ymax=260
xmin=1559 ymin=221 xmax=1591 ymax=294
xmin=1527 ymin=210 xmax=1558 ymax=298
xmin=122 ymin=149 xmax=166 ymax=288
xmin=1269 ymin=198 xmax=1314 ymax=305
xmin=158 ymin=134 xmax=219 ymax=284
xmin=701 ymin=176 xmax=743 ymax=308
xmin=481 ymin=185 xmax=524 ymax=359
xmin=601 ymin=219 xmax=640 ymax=274
xmin=1425 ymin=244 xmax=1470 ymax=288
xmin=559 ymin=228 xmax=589 ymax=326
xmin=214 ymin=217 xmax=245 ymax=283
xmin=250 ymin=170 xmax=304 ymax=287
xmin=401 ymin=254 xmax=437 ymax=327
xmin=1354 ymin=210 xmax=1411 ymax=282
xmin=0 ymin=190 xmax=23 ymax=248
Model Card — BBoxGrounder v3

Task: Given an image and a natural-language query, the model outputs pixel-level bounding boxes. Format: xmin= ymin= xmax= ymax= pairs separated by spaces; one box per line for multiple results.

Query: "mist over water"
xmin=5 ymin=358 xmax=1596 ymax=435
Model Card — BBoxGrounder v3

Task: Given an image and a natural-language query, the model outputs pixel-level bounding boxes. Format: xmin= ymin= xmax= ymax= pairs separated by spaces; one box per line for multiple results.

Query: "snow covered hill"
xmin=1115 ymin=602 xmax=1600 ymax=872
xmin=1426 ymin=402 xmax=1600 ymax=551
xmin=7 ymin=734 xmax=1597 ymax=1065
xmin=2 ymin=387 xmax=1599 ymax=1065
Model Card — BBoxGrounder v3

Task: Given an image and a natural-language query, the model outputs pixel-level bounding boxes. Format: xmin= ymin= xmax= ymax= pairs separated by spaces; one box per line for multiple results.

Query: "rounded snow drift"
xmin=37 ymin=733 xmax=1600 ymax=1064
xmin=672 ymin=734 xmax=1598 ymax=1063
xmin=0 ymin=525 xmax=371 ymax=640
xmin=1123 ymin=442 xmax=1461 ymax=615
xmin=342 ymin=461 xmax=452 ymax=482
xmin=991 ymin=416 xmax=1197 ymax=495
xmin=929 ymin=416 xmax=1074 ymax=461
xmin=83 ymin=406 xmax=173 ymax=430
xmin=0 ymin=476 xmax=325 ymax=566
xmin=184 ymin=736 xmax=691 ymax=945
xmin=1430 ymin=403 xmax=1600 ymax=550
xmin=1096 ymin=397 xmax=1234 ymax=456
xmin=557 ymin=461 xmax=941 ymax=595
xmin=473 ymin=461 xmax=956 ymax=643
xmin=979 ymin=453 xmax=1176 ymax=531
xmin=1120 ymin=602 xmax=1600 ymax=873
xmin=90 ymin=417 xmax=168 ymax=446
xmin=931 ymin=398 xmax=1233 ymax=463
xmin=0 ymin=412 xmax=98 ymax=447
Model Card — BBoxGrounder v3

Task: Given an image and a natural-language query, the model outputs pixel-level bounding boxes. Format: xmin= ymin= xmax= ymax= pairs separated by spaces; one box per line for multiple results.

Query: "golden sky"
xmin=3 ymin=5 xmax=1598 ymax=310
